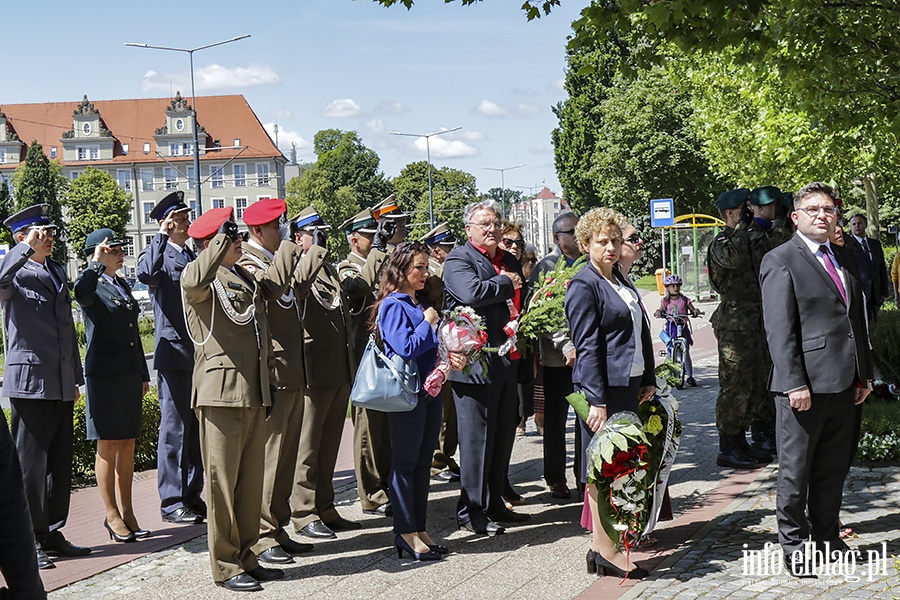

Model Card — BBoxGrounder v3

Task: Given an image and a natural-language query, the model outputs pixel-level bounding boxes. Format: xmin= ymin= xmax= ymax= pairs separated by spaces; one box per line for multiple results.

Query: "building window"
xmin=233 ymin=164 xmax=246 ymax=187
xmin=189 ymin=199 xmax=197 ymax=221
xmin=143 ymin=142 xmax=151 ymax=154
xmin=235 ymin=197 xmax=248 ymax=220
xmin=0 ymin=150 xmax=5 ymax=164
xmin=76 ymin=146 xmax=99 ymax=161
xmin=164 ymin=167 xmax=178 ymax=190
xmin=143 ymin=201 xmax=154 ymax=224
xmin=212 ymin=198 xmax=225 ymax=209
xmin=124 ymin=240 xmax=135 ymax=258
xmin=70 ymin=171 xmax=82 ymax=180
xmin=233 ymin=138 xmax=241 ymax=147
xmin=122 ymin=144 xmax=129 ymax=155
xmin=141 ymin=168 xmax=154 ymax=192
xmin=50 ymin=147 xmax=58 ymax=159
xmin=256 ymin=163 xmax=270 ymax=186
xmin=187 ymin=166 xmax=196 ymax=187
xmin=116 ymin=169 xmax=131 ymax=192
xmin=169 ymin=143 xmax=182 ymax=157
xmin=144 ymin=235 xmax=154 ymax=247
xmin=210 ymin=165 xmax=224 ymax=188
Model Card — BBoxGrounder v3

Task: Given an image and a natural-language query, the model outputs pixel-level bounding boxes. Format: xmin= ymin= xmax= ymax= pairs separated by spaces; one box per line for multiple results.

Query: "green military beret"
xmin=748 ymin=186 xmax=781 ymax=206
xmin=714 ymin=188 xmax=751 ymax=210
xmin=779 ymin=191 xmax=794 ymax=210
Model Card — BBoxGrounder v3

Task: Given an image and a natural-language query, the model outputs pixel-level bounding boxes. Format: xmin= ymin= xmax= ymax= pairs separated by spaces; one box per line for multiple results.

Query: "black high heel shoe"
xmin=127 ymin=525 xmax=151 ymax=539
xmin=590 ymin=549 xmax=648 ymax=579
xmin=104 ymin=519 xmax=136 ymax=543
xmin=394 ymin=535 xmax=442 ymax=561
xmin=427 ymin=543 xmax=449 ymax=555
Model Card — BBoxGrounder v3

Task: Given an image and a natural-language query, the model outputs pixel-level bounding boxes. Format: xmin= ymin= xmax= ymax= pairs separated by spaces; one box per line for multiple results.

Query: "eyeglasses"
xmin=626 ymin=232 xmax=642 ymax=244
xmin=501 ymin=238 xmax=525 ymax=248
xmin=468 ymin=221 xmax=502 ymax=232
xmin=556 ymin=228 xmax=576 ymax=236
xmin=797 ymin=206 xmax=837 ymax=217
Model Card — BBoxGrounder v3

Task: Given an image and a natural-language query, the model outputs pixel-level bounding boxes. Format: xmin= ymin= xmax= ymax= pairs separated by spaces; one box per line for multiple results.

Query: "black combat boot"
xmin=716 ymin=433 xmax=760 ymax=469
xmin=736 ymin=431 xmax=772 ymax=464
xmin=750 ymin=419 xmax=777 ymax=454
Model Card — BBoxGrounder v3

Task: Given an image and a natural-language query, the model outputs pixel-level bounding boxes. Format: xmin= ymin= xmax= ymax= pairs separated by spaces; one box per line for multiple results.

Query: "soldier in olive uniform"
xmin=707 ymin=189 xmax=772 ymax=470
xmin=238 ymin=199 xmax=327 ymax=565
xmin=337 ymin=209 xmax=391 ymax=516
xmin=420 ymin=222 xmax=462 ymax=481
xmin=182 ymin=207 xmax=298 ymax=592
xmin=290 ymin=206 xmax=362 ymax=539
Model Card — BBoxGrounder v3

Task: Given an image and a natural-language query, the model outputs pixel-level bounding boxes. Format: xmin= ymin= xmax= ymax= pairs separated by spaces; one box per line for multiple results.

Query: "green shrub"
xmin=72 ymin=386 xmax=161 ymax=478
xmin=870 ymin=309 xmax=900 ymax=384
xmin=856 ymin=398 xmax=900 ymax=462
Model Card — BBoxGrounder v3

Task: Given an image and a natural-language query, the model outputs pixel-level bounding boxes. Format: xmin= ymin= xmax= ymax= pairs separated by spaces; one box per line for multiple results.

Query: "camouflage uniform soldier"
xmin=708 ymin=189 xmax=772 ymax=469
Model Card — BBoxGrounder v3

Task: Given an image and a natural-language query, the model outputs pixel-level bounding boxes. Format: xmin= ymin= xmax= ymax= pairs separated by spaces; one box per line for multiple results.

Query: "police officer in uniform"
xmin=419 ymin=222 xmax=462 ymax=482
xmin=238 ymin=199 xmax=327 ymax=565
xmin=0 ymin=204 xmax=89 ymax=570
xmin=337 ymin=209 xmax=391 ymax=517
xmin=182 ymin=206 xmax=297 ymax=592
xmin=137 ymin=190 xmax=206 ymax=525
xmin=290 ymin=206 xmax=362 ymax=539
xmin=707 ymin=189 xmax=772 ymax=469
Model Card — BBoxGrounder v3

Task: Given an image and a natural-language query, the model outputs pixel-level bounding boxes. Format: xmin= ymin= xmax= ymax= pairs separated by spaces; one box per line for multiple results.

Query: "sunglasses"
xmin=626 ymin=232 xmax=642 ymax=244
xmin=501 ymin=238 xmax=525 ymax=248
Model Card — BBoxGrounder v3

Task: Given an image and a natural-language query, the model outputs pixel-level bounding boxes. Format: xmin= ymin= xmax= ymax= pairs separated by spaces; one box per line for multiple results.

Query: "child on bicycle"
xmin=653 ymin=275 xmax=701 ymax=386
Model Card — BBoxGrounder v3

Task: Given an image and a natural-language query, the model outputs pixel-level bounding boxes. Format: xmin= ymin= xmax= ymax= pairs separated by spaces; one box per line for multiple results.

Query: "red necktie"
xmin=819 ymin=245 xmax=846 ymax=304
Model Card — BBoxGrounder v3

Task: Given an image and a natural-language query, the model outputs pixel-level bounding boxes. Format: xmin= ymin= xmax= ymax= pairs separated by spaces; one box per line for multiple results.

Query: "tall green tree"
xmin=11 ymin=142 xmax=69 ymax=263
xmin=481 ymin=187 xmax=523 ymax=222
xmin=64 ymin=167 xmax=132 ymax=266
xmin=312 ymin=129 xmax=394 ymax=205
xmin=0 ymin=180 xmax=13 ymax=247
xmin=392 ymin=161 xmax=477 ymax=242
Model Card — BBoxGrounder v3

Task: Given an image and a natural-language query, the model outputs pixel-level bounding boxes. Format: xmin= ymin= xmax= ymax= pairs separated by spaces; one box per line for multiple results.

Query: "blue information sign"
xmin=650 ymin=198 xmax=675 ymax=227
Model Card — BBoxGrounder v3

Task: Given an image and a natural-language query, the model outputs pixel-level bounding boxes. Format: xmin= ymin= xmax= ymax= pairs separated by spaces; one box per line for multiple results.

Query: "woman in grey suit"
xmin=564 ymin=208 xmax=655 ymax=580
xmin=74 ymin=229 xmax=151 ymax=543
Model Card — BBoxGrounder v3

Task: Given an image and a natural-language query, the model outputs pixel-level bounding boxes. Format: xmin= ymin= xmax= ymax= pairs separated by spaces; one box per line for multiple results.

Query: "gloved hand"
xmin=312 ymin=228 xmax=328 ymax=249
xmin=219 ymin=220 xmax=240 ymax=242
xmin=266 ymin=385 xmax=277 ymax=418
xmin=739 ymin=204 xmax=755 ymax=227
xmin=373 ymin=220 xmax=396 ymax=251
xmin=278 ymin=217 xmax=293 ymax=242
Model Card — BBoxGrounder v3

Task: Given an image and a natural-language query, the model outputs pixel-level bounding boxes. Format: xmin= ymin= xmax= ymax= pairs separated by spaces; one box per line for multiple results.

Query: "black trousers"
xmin=452 ymin=357 xmax=519 ymax=525
xmin=775 ymin=389 xmax=855 ymax=558
xmin=0 ymin=411 xmax=46 ymax=599
xmin=542 ymin=365 xmax=574 ymax=486
xmin=9 ymin=398 xmax=73 ymax=544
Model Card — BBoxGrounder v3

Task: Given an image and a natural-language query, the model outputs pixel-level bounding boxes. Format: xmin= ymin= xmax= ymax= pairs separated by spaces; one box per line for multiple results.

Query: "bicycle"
xmin=656 ymin=311 xmax=701 ymax=390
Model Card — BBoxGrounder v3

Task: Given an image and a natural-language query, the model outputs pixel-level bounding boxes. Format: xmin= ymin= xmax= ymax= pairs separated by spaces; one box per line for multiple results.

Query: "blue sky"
xmin=4 ymin=0 xmax=584 ymax=197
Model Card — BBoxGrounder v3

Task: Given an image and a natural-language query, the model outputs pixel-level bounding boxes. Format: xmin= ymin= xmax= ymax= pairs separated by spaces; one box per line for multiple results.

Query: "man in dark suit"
xmin=444 ymin=200 xmax=526 ymax=536
xmin=137 ymin=190 xmax=205 ymax=525
xmin=760 ymin=182 xmax=873 ymax=577
xmin=847 ymin=213 xmax=890 ymax=324
xmin=0 ymin=204 xmax=89 ymax=570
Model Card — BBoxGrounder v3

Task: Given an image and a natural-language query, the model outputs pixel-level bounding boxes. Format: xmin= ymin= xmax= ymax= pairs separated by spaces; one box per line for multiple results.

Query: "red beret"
xmin=243 ymin=198 xmax=286 ymax=226
xmin=188 ymin=206 xmax=234 ymax=239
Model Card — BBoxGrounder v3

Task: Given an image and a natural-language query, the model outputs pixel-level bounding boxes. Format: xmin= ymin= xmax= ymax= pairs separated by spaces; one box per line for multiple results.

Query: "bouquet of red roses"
xmin=423 ymin=306 xmax=489 ymax=396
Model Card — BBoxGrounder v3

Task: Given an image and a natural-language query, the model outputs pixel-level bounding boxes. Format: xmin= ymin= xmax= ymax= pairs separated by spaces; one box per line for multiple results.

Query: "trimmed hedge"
xmin=856 ymin=397 xmax=900 ymax=462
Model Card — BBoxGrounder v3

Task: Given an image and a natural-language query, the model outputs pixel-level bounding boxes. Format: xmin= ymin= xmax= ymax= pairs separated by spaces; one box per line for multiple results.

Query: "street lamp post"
xmin=125 ymin=35 xmax=251 ymax=216
xmin=484 ymin=164 xmax=525 ymax=219
xmin=390 ymin=127 xmax=461 ymax=227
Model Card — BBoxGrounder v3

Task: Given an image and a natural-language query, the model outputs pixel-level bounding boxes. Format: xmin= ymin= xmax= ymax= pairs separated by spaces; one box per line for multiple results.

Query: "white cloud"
xmin=462 ymin=130 xmax=484 ymax=142
xmin=550 ymin=78 xmax=565 ymax=91
xmin=415 ymin=136 xmax=479 ymax=159
xmin=365 ymin=119 xmax=387 ymax=134
xmin=474 ymin=100 xmax=541 ymax=118
xmin=322 ymin=98 xmax=362 ymax=118
xmin=141 ymin=63 xmax=280 ymax=93
xmin=263 ymin=122 xmax=310 ymax=156
xmin=375 ymin=101 xmax=408 ymax=114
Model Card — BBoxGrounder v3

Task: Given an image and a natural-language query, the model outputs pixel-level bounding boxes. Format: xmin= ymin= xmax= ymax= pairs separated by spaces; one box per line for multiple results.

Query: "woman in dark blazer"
xmin=74 ymin=229 xmax=151 ymax=543
xmin=564 ymin=208 xmax=655 ymax=580
xmin=371 ymin=242 xmax=465 ymax=561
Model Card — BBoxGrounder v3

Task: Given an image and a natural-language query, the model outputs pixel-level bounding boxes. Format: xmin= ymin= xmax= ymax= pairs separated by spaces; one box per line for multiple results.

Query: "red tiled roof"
xmin=536 ymin=186 xmax=557 ymax=200
xmin=0 ymin=94 xmax=281 ymax=167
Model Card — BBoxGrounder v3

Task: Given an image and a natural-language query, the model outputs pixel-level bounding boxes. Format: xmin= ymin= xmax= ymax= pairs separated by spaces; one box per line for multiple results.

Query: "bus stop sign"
xmin=650 ymin=198 xmax=675 ymax=227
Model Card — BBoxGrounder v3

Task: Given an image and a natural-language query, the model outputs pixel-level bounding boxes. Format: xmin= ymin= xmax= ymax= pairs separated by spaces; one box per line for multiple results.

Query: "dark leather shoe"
xmin=216 ymin=573 xmax=262 ymax=592
xmin=299 ymin=520 xmax=336 ymax=539
xmin=279 ymin=538 xmax=314 ymax=554
xmin=162 ymin=507 xmax=204 ymax=525
xmin=36 ymin=548 xmax=55 ymax=570
xmin=433 ymin=470 xmax=460 ymax=482
xmin=42 ymin=535 xmax=92 ymax=557
xmin=188 ymin=502 xmax=208 ymax=519
xmin=550 ymin=482 xmax=571 ymax=499
xmin=247 ymin=566 xmax=284 ymax=581
xmin=258 ymin=546 xmax=294 ymax=564
xmin=363 ymin=503 xmax=393 ymax=517
xmin=487 ymin=506 xmax=531 ymax=523
xmin=325 ymin=516 xmax=362 ymax=531
xmin=784 ymin=556 xmax=817 ymax=578
xmin=458 ymin=518 xmax=505 ymax=537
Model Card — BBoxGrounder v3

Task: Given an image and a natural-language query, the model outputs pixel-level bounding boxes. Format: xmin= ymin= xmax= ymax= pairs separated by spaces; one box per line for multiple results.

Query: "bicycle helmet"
xmin=664 ymin=275 xmax=683 ymax=286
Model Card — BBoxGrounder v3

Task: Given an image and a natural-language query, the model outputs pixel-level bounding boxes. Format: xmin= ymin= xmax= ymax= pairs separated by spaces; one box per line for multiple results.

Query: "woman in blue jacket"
xmin=75 ymin=229 xmax=151 ymax=543
xmin=564 ymin=209 xmax=656 ymax=579
xmin=370 ymin=242 xmax=464 ymax=561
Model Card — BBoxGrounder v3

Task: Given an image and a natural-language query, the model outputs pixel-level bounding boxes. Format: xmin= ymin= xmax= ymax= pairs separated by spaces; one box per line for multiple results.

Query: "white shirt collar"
xmin=166 ymin=239 xmax=185 ymax=252
xmin=796 ymin=230 xmax=832 ymax=254
xmin=246 ymin=238 xmax=275 ymax=260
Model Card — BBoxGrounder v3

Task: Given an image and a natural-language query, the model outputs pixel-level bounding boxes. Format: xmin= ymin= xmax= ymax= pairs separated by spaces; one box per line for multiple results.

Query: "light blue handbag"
xmin=350 ymin=333 xmax=420 ymax=413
